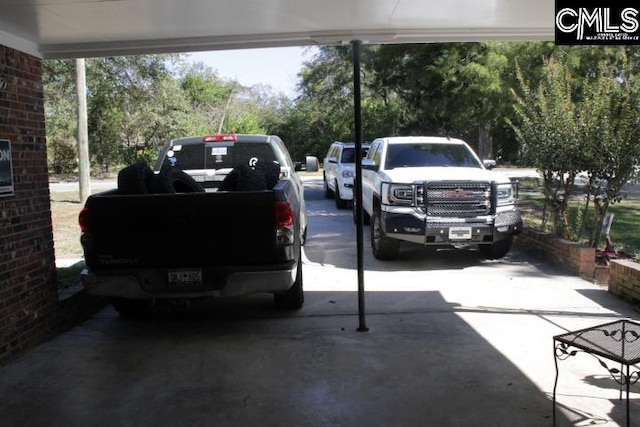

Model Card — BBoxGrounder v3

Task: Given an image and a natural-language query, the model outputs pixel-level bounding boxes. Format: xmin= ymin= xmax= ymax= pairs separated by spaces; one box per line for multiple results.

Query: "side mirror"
xmin=327 ymin=158 xmax=338 ymax=164
xmin=483 ymin=159 xmax=497 ymax=170
xmin=362 ymin=158 xmax=378 ymax=171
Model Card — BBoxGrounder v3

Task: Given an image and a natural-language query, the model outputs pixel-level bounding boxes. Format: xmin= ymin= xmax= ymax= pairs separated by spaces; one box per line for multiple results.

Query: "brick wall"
xmin=515 ymin=227 xmax=596 ymax=278
xmin=0 ymin=46 xmax=58 ymax=366
xmin=608 ymin=259 xmax=640 ymax=305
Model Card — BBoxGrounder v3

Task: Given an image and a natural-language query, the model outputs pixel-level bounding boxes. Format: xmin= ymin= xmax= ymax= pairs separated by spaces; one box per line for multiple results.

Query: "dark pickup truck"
xmin=79 ymin=134 xmax=318 ymax=315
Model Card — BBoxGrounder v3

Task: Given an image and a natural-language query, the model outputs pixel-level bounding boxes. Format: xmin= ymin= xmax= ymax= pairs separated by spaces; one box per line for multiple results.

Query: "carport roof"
xmin=0 ymin=0 xmax=554 ymax=59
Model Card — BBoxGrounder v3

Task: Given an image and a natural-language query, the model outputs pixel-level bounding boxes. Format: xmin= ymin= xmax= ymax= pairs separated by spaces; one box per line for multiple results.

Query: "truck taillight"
xmin=203 ymin=134 xmax=237 ymax=142
xmin=275 ymin=201 xmax=294 ymax=246
xmin=275 ymin=201 xmax=294 ymax=227
xmin=79 ymin=207 xmax=90 ymax=232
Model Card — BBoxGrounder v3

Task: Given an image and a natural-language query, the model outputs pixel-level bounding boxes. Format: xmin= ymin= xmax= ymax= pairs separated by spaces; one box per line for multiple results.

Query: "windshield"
xmin=384 ymin=143 xmax=481 ymax=169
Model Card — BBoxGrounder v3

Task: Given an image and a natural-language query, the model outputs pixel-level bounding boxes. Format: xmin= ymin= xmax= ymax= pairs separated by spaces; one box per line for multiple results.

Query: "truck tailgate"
xmin=84 ymin=191 xmax=278 ymax=269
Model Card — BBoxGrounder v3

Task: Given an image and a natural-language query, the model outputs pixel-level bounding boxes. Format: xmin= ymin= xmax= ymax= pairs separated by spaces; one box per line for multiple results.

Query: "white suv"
xmin=323 ymin=141 xmax=370 ymax=208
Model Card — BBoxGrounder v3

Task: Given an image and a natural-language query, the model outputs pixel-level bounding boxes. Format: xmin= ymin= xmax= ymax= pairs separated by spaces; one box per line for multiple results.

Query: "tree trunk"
xmin=478 ymin=121 xmax=492 ymax=160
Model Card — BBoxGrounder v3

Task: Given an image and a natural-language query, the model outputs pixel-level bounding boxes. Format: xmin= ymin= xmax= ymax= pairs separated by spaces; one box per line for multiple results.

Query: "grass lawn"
xmin=517 ymin=191 xmax=640 ymax=258
xmin=50 ymin=190 xmax=86 ymax=290
xmin=51 ymin=190 xmax=85 ymax=259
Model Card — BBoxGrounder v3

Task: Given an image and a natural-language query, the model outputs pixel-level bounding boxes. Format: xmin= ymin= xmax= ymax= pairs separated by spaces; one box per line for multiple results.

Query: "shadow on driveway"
xmin=0 ymin=289 xmax=577 ymax=427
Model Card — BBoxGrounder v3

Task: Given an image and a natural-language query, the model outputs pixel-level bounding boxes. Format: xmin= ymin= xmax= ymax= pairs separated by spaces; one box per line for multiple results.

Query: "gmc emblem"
xmin=443 ymin=188 xmax=473 ymax=197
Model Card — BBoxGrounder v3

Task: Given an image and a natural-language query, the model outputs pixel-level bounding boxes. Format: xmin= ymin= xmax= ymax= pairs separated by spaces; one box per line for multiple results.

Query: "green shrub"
xmin=48 ymin=138 xmax=77 ymax=174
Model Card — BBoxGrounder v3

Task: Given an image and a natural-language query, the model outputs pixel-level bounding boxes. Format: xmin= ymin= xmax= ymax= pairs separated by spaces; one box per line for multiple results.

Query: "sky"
xmin=187 ymin=46 xmax=318 ymax=98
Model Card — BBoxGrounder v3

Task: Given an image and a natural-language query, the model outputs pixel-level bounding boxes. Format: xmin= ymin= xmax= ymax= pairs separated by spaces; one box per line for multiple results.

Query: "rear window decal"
xmin=211 ymin=147 xmax=228 ymax=155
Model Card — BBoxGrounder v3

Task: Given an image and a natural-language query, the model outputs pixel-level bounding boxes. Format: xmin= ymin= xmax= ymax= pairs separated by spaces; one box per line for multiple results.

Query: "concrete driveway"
xmin=2 ymin=177 xmax=639 ymax=426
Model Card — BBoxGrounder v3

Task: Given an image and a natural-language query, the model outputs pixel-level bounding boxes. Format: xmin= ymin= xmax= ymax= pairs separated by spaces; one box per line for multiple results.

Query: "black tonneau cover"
xmin=84 ymin=190 xmax=279 ymax=270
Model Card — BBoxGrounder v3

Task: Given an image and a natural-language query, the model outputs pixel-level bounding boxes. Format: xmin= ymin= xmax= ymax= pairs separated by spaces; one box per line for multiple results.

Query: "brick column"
xmin=0 ymin=45 xmax=58 ymax=366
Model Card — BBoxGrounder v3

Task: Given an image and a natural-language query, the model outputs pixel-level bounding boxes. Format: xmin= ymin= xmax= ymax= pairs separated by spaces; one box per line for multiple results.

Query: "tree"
xmin=178 ymin=63 xmax=235 ymax=133
xmin=509 ymin=47 xmax=640 ymax=244
xmin=43 ymin=53 xmax=294 ymax=175
xmin=278 ymin=45 xmax=402 ymax=160
xmin=577 ymin=59 xmax=640 ymax=247
xmin=43 ymin=59 xmax=77 ymax=173
xmin=510 ymin=60 xmax=582 ymax=236
xmin=369 ymin=43 xmax=512 ymax=160
xmin=86 ymin=55 xmax=189 ymax=170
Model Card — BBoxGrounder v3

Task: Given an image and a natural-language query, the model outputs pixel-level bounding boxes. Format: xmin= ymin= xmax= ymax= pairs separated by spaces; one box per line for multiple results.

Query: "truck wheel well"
xmin=372 ymin=196 xmax=381 ymax=211
xmin=274 ymin=256 xmax=304 ymax=310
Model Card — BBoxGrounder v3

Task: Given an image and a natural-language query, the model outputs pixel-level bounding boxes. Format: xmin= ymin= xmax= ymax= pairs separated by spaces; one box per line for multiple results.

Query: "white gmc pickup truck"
xmin=358 ymin=136 xmax=522 ymax=260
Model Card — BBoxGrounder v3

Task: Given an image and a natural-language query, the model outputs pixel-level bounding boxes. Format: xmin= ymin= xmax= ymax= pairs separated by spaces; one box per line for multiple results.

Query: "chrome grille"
xmin=424 ymin=182 xmax=492 ymax=217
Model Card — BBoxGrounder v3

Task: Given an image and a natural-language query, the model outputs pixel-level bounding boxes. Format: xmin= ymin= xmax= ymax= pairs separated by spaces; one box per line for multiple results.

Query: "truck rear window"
xmin=160 ymin=142 xmax=278 ymax=170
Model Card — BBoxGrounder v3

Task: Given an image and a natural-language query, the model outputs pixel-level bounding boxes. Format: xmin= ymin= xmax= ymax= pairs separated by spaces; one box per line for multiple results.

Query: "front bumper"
xmin=382 ymin=206 xmax=522 ymax=245
xmin=81 ymin=262 xmax=298 ymax=299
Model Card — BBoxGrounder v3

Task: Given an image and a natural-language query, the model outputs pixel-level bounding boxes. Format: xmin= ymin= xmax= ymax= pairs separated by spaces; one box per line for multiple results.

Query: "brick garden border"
xmin=516 ymin=226 xmax=640 ymax=305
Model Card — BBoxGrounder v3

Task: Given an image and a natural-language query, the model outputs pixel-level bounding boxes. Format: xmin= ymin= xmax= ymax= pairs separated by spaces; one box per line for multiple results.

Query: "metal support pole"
xmin=553 ymin=339 xmax=559 ymax=426
xmin=352 ymin=40 xmax=368 ymax=333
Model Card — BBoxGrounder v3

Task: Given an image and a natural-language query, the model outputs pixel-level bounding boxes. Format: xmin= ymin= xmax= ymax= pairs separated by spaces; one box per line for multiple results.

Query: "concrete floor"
xmin=6 ymin=177 xmax=640 ymax=426
xmin=1 ymin=245 xmax=640 ymax=427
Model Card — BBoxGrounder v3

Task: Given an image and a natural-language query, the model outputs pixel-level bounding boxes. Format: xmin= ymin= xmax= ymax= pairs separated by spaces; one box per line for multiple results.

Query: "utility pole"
xmin=76 ymin=58 xmax=91 ymax=204
xmin=217 ymin=86 xmax=235 ymax=133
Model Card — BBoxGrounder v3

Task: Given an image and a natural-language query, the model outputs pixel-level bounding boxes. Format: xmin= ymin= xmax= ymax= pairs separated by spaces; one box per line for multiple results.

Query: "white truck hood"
xmin=381 ymin=167 xmax=511 ymax=184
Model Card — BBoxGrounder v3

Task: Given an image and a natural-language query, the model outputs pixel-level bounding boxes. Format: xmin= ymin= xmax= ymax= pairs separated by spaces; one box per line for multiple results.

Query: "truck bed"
xmin=83 ymin=189 xmax=283 ymax=270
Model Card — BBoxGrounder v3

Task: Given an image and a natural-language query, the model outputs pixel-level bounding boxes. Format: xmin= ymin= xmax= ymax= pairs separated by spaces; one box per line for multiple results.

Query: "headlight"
xmin=496 ymin=183 xmax=514 ymax=206
xmin=341 ymin=170 xmax=354 ymax=178
xmin=383 ymin=183 xmax=414 ymax=206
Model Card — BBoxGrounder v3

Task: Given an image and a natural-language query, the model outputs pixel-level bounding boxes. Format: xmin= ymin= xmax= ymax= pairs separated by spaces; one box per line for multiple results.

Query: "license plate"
xmin=449 ymin=226 xmax=472 ymax=240
xmin=168 ymin=269 xmax=203 ymax=286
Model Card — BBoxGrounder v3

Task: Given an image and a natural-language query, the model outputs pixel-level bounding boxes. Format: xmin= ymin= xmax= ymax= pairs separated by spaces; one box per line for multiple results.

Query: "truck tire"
xmin=323 ymin=172 xmax=334 ymax=198
xmin=150 ymin=167 xmax=205 ymax=193
xmin=111 ymin=297 xmax=152 ymax=317
xmin=219 ymin=164 xmax=267 ymax=191
xmin=254 ymin=160 xmax=280 ymax=190
xmin=335 ymin=180 xmax=348 ymax=209
xmin=274 ymin=257 xmax=304 ymax=310
xmin=478 ymin=236 xmax=513 ymax=260
xmin=371 ymin=208 xmax=400 ymax=260
xmin=352 ymin=200 xmax=370 ymax=225
xmin=117 ymin=162 xmax=154 ymax=194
